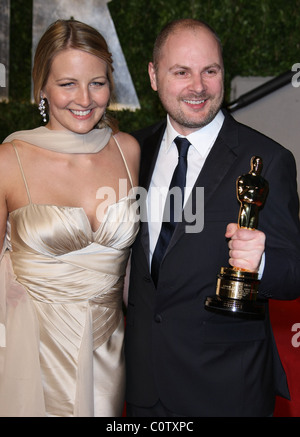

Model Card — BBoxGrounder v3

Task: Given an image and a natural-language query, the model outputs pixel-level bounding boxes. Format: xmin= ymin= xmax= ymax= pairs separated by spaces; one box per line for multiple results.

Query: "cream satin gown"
xmin=0 ymin=137 xmax=139 ymax=417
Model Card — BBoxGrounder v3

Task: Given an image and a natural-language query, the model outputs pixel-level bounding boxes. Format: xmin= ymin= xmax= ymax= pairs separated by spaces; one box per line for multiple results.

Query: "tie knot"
xmin=174 ymin=136 xmax=190 ymax=158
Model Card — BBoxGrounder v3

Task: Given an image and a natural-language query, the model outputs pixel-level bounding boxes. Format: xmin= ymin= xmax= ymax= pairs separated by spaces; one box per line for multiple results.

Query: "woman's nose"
xmin=75 ymin=86 xmax=92 ymax=107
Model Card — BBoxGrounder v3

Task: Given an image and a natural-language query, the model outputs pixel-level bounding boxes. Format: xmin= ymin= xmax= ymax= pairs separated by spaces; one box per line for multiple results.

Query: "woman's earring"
xmin=38 ymin=97 xmax=47 ymax=123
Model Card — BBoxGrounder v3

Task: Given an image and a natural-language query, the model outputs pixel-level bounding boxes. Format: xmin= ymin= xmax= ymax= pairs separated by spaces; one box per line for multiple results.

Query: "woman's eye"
xmin=60 ymin=82 xmax=74 ymax=87
xmin=91 ymin=81 xmax=106 ymax=87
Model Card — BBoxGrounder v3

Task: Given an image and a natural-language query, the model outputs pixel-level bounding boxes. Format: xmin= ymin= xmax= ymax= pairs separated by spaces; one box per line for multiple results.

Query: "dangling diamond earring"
xmin=38 ymin=97 xmax=47 ymax=123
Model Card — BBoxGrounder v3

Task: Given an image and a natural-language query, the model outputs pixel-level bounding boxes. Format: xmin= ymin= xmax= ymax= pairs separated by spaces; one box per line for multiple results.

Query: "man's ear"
xmin=148 ymin=62 xmax=158 ymax=91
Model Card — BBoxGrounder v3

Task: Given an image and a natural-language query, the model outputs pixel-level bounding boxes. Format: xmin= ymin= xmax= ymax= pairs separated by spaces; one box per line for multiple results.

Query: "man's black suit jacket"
xmin=125 ymin=110 xmax=300 ymax=416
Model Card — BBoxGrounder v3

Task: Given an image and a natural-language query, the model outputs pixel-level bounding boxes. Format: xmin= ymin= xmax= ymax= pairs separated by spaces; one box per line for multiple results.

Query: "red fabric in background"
xmin=269 ymin=298 xmax=300 ymax=417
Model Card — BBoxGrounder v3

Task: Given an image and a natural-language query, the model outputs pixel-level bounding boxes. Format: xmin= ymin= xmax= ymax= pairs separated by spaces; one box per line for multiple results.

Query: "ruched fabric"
xmin=0 ymin=198 xmax=138 ymax=417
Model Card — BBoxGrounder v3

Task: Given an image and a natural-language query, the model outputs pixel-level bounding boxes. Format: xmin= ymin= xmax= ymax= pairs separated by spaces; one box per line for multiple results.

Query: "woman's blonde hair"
xmin=33 ymin=19 xmax=118 ymax=131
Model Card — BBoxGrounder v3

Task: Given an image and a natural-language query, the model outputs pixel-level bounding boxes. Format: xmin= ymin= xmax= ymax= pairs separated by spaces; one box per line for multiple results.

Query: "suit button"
xmin=154 ymin=314 xmax=162 ymax=323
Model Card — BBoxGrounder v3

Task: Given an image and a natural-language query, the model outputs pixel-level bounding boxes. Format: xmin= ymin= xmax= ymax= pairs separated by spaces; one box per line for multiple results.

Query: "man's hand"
xmin=225 ymin=223 xmax=265 ymax=272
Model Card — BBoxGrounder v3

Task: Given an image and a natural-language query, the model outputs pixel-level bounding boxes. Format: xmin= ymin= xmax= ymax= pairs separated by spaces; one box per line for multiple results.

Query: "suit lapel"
xmin=139 ymin=122 xmax=166 ymax=190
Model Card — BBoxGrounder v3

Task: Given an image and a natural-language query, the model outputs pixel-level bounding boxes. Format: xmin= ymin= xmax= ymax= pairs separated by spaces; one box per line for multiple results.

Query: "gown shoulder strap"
xmin=112 ymin=135 xmax=134 ymax=189
xmin=11 ymin=141 xmax=32 ymax=204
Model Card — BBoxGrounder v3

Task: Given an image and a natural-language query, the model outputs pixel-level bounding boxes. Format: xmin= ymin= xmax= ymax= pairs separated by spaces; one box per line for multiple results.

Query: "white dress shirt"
xmin=147 ymin=110 xmax=225 ymax=263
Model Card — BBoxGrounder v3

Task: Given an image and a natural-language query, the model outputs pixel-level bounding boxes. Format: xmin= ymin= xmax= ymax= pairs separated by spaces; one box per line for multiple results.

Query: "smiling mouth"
xmin=69 ymin=109 xmax=92 ymax=116
xmin=183 ymin=99 xmax=206 ymax=105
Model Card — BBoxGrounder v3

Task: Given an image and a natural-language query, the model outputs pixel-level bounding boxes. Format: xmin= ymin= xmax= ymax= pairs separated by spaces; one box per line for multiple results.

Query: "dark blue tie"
xmin=151 ymin=137 xmax=191 ymax=286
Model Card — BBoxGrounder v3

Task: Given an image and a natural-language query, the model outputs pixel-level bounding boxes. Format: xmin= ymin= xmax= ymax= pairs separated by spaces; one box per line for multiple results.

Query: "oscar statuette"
xmin=205 ymin=156 xmax=269 ymax=319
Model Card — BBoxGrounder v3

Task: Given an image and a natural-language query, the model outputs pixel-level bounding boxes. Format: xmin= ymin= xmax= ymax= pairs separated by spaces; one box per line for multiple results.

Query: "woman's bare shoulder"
xmin=113 ymin=131 xmax=140 ymax=184
xmin=0 ymin=141 xmax=17 ymax=170
xmin=113 ymin=131 xmax=140 ymax=161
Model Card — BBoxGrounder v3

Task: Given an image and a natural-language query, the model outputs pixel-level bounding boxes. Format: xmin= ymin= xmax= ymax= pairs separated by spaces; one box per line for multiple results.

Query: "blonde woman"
xmin=0 ymin=19 xmax=140 ymax=417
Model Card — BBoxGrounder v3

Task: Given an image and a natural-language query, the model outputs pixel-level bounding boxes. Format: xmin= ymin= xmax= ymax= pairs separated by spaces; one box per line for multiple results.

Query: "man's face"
xmin=149 ymin=27 xmax=224 ymax=136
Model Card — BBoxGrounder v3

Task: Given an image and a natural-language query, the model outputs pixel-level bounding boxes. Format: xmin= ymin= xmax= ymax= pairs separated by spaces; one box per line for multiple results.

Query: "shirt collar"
xmin=165 ymin=110 xmax=225 ymax=157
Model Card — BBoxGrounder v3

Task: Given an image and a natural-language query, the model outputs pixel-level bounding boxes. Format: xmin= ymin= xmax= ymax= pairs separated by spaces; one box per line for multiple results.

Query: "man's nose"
xmin=190 ymin=73 xmax=207 ymax=93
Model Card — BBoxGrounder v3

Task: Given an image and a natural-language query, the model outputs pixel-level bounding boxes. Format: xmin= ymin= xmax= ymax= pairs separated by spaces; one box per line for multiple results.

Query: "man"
xmin=125 ymin=18 xmax=300 ymax=417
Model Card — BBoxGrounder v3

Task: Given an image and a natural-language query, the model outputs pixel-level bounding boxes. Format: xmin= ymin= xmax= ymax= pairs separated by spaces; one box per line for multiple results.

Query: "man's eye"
xmin=204 ymin=67 xmax=221 ymax=76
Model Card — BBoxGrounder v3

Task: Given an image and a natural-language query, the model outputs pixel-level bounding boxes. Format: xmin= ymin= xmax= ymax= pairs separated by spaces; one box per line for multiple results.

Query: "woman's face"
xmin=42 ymin=48 xmax=110 ymax=133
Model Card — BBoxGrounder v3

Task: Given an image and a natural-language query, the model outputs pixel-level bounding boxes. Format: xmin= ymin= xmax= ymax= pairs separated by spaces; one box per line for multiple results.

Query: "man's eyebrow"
xmin=169 ymin=64 xmax=190 ymax=71
xmin=201 ymin=63 xmax=222 ymax=71
xmin=204 ymin=63 xmax=222 ymax=70
xmin=169 ymin=63 xmax=222 ymax=71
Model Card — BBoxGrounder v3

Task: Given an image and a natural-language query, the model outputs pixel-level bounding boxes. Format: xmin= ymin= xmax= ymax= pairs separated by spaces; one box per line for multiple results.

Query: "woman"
xmin=0 ymin=19 xmax=140 ymax=417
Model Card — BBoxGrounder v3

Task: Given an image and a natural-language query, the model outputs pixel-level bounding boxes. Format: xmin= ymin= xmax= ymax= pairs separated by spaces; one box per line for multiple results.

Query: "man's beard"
xmin=158 ymin=91 xmax=224 ymax=130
